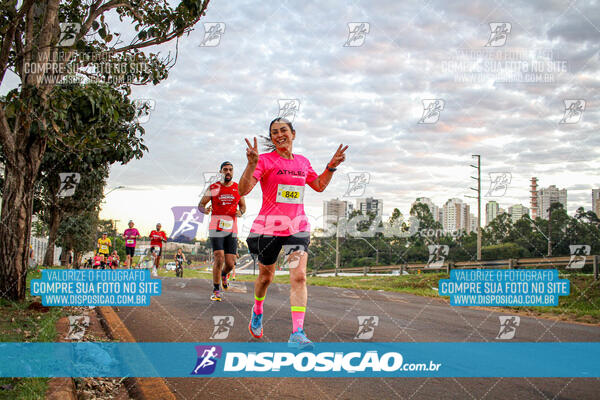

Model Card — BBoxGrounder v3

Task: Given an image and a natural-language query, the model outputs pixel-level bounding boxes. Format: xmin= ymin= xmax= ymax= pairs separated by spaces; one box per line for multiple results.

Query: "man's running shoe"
xmin=288 ymin=328 xmax=314 ymax=350
xmin=221 ymin=274 xmax=229 ymax=290
xmin=248 ymin=306 xmax=263 ymax=339
xmin=210 ymin=290 xmax=222 ymax=302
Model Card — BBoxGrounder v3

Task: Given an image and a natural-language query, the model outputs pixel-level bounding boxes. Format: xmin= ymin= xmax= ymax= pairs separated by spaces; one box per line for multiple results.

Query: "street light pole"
xmin=335 ymin=216 xmax=340 ymax=277
xmin=105 ymin=185 xmax=125 ymax=197
xmin=467 ymin=155 xmax=481 ymax=260
xmin=547 ymin=204 xmax=556 ymax=257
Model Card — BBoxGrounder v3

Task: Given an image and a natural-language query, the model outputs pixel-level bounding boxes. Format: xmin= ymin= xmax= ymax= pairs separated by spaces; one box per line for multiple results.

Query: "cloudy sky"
xmin=4 ymin=0 xmax=600 ymax=237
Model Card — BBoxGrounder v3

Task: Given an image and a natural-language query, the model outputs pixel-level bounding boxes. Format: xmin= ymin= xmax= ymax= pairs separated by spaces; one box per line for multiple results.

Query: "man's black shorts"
xmin=150 ymin=246 xmax=162 ymax=256
xmin=125 ymin=246 xmax=135 ymax=256
xmin=246 ymin=232 xmax=310 ymax=266
xmin=209 ymin=230 xmax=238 ymax=254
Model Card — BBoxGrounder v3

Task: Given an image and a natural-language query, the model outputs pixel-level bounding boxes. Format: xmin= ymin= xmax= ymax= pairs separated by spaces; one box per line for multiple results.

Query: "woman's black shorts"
xmin=246 ymin=232 xmax=310 ymax=266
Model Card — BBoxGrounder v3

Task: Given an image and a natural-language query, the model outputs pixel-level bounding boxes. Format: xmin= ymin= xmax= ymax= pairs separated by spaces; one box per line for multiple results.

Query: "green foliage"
xmin=112 ymin=236 xmax=126 ymax=261
xmin=56 ymin=211 xmax=99 ymax=256
xmin=308 ymin=204 xmax=600 ymax=270
xmin=481 ymin=243 xmax=530 ymax=260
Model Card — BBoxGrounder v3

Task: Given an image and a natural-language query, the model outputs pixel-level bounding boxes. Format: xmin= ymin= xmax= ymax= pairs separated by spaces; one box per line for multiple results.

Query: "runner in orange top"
xmin=199 ymin=161 xmax=246 ymax=301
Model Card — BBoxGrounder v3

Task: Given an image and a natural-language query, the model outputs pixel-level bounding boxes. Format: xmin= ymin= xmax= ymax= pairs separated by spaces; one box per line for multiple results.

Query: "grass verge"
xmin=0 ymin=269 xmax=65 ymax=400
xmin=159 ymin=269 xmax=600 ymax=324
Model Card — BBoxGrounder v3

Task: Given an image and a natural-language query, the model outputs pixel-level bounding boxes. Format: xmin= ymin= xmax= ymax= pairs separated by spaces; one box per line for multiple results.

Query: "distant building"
xmin=469 ymin=214 xmax=478 ymax=233
xmin=530 ymin=177 xmax=539 ymax=220
xmin=442 ymin=198 xmax=470 ymax=233
xmin=323 ymin=199 xmax=348 ymax=231
xmin=537 ymin=185 xmax=567 ymax=219
xmin=508 ymin=204 xmax=529 ymax=223
xmin=485 ymin=201 xmax=500 ymax=226
xmin=593 ymin=189 xmax=600 ymax=216
xmin=355 ymin=197 xmax=383 ymax=218
xmin=411 ymin=197 xmax=441 ymax=222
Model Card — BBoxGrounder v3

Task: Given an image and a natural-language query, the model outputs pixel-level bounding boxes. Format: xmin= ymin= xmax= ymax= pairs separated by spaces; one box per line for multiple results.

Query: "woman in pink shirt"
xmin=239 ymin=117 xmax=347 ymax=349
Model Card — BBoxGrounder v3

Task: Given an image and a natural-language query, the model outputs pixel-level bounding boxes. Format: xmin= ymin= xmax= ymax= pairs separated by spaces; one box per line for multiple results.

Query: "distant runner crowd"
xmin=83 ymin=220 xmax=182 ymax=272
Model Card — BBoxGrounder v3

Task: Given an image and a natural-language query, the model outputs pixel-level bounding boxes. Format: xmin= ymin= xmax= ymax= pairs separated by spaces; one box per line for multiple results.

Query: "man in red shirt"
xmin=199 ymin=161 xmax=246 ymax=301
xmin=149 ymin=223 xmax=168 ymax=269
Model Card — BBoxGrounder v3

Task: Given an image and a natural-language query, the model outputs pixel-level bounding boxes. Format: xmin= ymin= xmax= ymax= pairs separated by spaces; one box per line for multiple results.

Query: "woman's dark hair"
xmin=262 ymin=117 xmax=295 ymax=152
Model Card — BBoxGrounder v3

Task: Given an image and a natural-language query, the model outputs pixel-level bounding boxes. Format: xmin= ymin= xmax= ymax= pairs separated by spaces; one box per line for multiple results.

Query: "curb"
xmin=45 ymin=316 xmax=77 ymax=400
xmin=97 ymin=306 xmax=177 ymax=400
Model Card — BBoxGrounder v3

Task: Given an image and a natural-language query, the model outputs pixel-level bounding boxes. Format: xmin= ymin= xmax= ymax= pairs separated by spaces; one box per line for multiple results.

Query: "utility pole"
xmin=466 ymin=155 xmax=482 ymax=260
xmin=335 ymin=216 xmax=340 ymax=277
xmin=547 ymin=203 xmax=557 ymax=257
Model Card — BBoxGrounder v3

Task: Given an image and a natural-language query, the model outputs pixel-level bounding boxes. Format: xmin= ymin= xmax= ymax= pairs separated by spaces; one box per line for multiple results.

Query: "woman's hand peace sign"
xmin=327 ymin=144 xmax=348 ymax=169
xmin=245 ymin=137 xmax=259 ymax=165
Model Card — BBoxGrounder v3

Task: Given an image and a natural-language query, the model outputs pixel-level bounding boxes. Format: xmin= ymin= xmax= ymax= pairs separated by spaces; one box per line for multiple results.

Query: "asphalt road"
xmin=114 ymin=276 xmax=600 ymax=400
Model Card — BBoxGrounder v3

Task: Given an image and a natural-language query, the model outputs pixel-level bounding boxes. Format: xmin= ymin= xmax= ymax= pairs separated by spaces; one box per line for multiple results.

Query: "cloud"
xmin=49 ymin=0 xmax=597 ymax=231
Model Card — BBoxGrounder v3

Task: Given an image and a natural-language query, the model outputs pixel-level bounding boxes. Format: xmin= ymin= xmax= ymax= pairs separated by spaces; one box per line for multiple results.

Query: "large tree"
xmin=36 ymin=83 xmax=146 ymax=265
xmin=0 ymin=0 xmax=210 ymax=300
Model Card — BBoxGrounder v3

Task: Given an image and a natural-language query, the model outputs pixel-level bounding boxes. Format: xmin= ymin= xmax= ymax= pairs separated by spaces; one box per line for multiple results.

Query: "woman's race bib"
xmin=126 ymin=239 xmax=134 ymax=245
xmin=276 ymin=184 xmax=304 ymax=204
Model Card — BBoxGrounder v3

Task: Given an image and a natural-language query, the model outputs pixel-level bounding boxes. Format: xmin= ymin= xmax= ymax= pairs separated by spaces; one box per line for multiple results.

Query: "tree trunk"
xmin=0 ymin=135 xmax=46 ymax=301
xmin=43 ymin=206 xmax=62 ymax=266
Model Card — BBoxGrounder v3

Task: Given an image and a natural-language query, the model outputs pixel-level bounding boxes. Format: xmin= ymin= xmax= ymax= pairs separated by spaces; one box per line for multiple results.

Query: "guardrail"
xmin=314 ymin=255 xmax=599 ymax=280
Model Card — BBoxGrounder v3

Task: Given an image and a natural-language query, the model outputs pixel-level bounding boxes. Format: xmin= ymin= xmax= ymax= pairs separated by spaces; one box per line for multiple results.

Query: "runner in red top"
xmin=149 ymin=223 xmax=168 ymax=269
xmin=199 ymin=161 xmax=246 ymax=301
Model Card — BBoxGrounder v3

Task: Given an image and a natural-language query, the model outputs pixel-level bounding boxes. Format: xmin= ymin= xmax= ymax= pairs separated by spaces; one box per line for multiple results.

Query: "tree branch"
xmin=0 ymin=0 xmax=34 ymax=83
xmin=0 ymin=106 xmax=16 ymax=165
xmin=79 ymin=0 xmax=128 ymax=42
xmin=28 ymin=0 xmax=60 ymax=89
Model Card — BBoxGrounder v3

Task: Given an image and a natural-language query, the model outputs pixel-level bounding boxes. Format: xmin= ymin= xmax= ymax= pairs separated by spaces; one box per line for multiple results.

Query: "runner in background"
xmin=67 ymin=248 xmax=74 ymax=269
xmin=239 ymin=117 xmax=347 ymax=348
xmin=123 ymin=220 xmax=141 ymax=268
xmin=93 ymin=252 xmax=103 ymax=269
xmin=175 ymin=248 xmax=187 ymax=278
xmin=199 ymin=161 xmax=246 ymax=302
xmin=97 ymin=232 xmax=111 ymax=269
xmin=110 ymin=250 xmax=120 ymax=269
xmin=149 ymin=223 xmax=168 ymax=269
